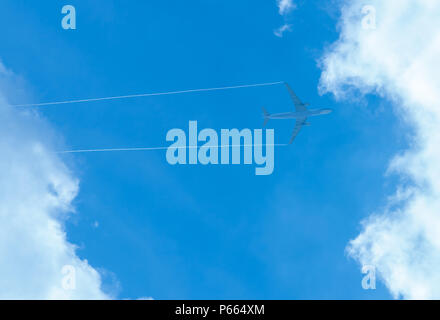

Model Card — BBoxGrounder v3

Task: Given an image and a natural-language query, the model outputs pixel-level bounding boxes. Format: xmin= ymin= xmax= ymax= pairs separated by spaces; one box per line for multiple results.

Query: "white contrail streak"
xmin=57 ymin=144 xmax=287 ymax=154
xmin=13 ymin=81 xmax=284 ymax=107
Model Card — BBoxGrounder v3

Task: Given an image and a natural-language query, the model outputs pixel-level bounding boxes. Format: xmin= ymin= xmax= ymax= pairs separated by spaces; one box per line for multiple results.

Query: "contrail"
xmin=57 ymin=144 xmax=287 ymax=154
xmin=13 ymin=81 xmax=284 ymax=107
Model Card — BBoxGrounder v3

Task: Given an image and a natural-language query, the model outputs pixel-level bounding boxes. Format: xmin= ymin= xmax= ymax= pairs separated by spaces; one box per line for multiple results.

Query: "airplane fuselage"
xmin=266 ymin=108 xmax=332 ymax=119
xmin=266 ymin=83 xmax=333 ymax=144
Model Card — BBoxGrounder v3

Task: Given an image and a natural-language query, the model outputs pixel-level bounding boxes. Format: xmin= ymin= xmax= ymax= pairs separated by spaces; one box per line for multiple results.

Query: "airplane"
xmin=263 ymin=83 xmax=332 ymax=144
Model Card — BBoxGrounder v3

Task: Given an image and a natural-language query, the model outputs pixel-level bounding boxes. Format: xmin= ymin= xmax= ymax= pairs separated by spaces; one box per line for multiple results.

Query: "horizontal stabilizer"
xmin=262 ymin=107 xmax=270 ymax=127
xmin=263 ymin=117 xmax=269 ymax=127
xmin=262 ymin=107 xmax=270 ymax=117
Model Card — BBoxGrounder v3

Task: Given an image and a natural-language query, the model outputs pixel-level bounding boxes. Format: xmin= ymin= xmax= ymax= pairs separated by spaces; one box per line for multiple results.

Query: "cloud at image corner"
xmin=0 ymin=61 xmax=111 ymax=299
xmin=318 ymin=0 xmax=440 ymax=299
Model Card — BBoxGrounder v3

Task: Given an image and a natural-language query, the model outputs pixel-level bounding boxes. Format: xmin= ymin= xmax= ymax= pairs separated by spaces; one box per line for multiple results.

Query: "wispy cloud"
xmin=319 ymin=0 xmax=440 ymax=299
xmin=0 ymin=61 xmax=110 ymax=299
xmin=274 ymin=24 xmax=292 ymax=38
xmin=274 ymin=0 xmax=296 ymax=37
xmin=277 ymin=0 xmax=296 ymax=15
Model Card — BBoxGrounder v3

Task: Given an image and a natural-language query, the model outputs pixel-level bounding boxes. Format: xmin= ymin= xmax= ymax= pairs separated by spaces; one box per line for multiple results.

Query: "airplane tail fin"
xmin=262 ymin=107 xmax=270 ymax=127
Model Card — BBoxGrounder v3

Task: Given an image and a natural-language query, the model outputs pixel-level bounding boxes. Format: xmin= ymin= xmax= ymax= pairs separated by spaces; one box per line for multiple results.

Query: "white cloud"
xmin=0 ymin=62 xmax=110 ymax=299
xmin=274 ymin=0 xmax=296 ymax=37
xmin=277 ymin=0 xmax=295 ymax=15
xmin=274 ymin=24 xmax=292 ymax=38
xmin=319 ymin=0 xmax=440 ymax=299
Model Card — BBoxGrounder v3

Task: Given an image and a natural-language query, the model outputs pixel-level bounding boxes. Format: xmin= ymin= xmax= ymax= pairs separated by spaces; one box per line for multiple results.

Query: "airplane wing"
xmin=285 ymin=83 xmax=307 ymax=112
xmin=289 ymin=117 xmax=307 ymax=144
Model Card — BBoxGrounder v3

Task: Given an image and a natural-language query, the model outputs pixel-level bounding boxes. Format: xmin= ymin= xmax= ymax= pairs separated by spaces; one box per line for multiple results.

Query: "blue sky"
xmin=0 ymin=0 xmax=418 ymax=299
